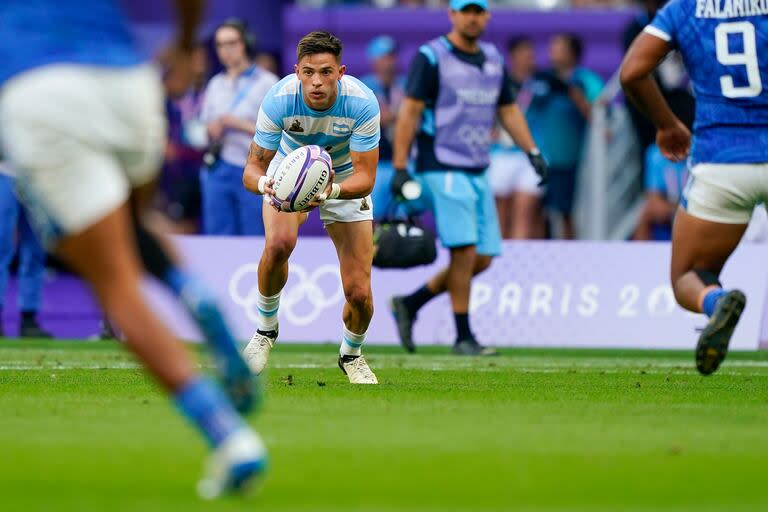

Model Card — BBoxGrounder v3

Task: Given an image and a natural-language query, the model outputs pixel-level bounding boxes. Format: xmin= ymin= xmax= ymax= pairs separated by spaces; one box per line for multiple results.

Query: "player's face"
xmin=449 ymin=5 xmax=490 ymax=42
xmin=295 ymin=54 xmax=346 ymax=110
xmin=215 ymin=27 xmax=247 ymax=70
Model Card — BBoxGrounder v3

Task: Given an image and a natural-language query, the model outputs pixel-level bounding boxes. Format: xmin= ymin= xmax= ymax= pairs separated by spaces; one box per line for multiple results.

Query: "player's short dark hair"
xmin=296 ymin=31 xmax=343 ymax=63
xmin=507 ymin=36 xmax=533 ymax=54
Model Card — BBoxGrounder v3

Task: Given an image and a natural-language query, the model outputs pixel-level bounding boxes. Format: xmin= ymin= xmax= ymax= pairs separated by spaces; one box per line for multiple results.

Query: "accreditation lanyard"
xmin=227 ymin=66 xmax=259 ymax=113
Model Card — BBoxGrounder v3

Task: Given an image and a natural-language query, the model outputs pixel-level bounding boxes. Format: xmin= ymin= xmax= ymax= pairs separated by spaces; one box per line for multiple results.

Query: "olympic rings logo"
xmin=457 ymin=125 xmax=491 ymax=159
xmin=228 ymin=263 xmax=344 ymax=326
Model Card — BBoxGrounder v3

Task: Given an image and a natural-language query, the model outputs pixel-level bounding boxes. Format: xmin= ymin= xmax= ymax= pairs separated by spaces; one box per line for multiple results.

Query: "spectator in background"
xmin=487 ymin=37 xmax=544 ymax=239
xmin=0 ymin=161 xmax=51 ymax=338
xmin=155 ymin=43 xmax=208 ymax=234
xmin=361 ymin=35 xmax=410 ymax=221
xmin=632 ymin=143 xmax=688 ymax=241
xmin=199 ymin=19 xmax=277 ymax=235
xmin=622 ymin=0 xmax=694 ymax=166
xmin=632 ymin=100 xmax=693 ymax=241
xmin=526 ymin=33 xmax=603 ymax=239
xmin=255 ymin=51 xmax=279 ymax=75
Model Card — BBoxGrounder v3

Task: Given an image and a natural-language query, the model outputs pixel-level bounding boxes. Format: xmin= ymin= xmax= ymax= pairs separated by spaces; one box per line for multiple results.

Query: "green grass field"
xmin=1 ymin=340 xmax=767 ymax=511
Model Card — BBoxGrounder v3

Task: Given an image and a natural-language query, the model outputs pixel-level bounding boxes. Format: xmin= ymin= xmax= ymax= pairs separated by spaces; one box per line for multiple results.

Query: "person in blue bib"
xmin=389 ymin=0 xmax=547 ymax=355
xmin=0 ymin=0 xmax=266 ymax=496
xmin=241 ymin=31 xmax=381 ymax=384
xmin=621 ymin=0 xmax=768 ymax=375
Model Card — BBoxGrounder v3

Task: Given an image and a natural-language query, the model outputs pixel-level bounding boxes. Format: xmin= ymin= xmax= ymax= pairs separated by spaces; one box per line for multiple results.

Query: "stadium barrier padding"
xmin=5 ymin=237 xmax=767 ymax=350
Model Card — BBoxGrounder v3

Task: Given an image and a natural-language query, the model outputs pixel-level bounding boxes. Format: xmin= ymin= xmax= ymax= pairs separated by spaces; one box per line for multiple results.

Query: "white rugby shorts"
xmin=682 ymin=163 xmax=768 ymax=224
xmin=0 ymin=64 xmax=166 ymax=246
xmin=487 ymin=149 xmax=542 ymax=197
xmin=265 ymin=155 xmax=373 ymax=225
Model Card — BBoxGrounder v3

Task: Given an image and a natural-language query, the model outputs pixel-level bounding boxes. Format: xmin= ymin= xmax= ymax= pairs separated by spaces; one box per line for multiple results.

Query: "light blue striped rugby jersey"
xmin=254 ymin=74 xmax=381 ymax=177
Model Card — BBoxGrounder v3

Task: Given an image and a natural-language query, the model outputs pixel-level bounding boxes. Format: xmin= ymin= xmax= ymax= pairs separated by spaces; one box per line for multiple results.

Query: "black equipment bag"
xmin=373 ymin=202 xmax=437 ymax=269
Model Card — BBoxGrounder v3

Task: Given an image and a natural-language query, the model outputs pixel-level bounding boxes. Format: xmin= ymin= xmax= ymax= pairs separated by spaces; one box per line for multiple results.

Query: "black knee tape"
xmin=133 ymin=221 xmax=173 ymax=281
xmin=694 ymin=269 xmax=721 ymax=287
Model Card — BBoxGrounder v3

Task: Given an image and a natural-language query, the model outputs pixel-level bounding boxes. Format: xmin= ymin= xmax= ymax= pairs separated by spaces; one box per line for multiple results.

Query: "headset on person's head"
xmin=217 ymin=18 xmax=258 ymax=58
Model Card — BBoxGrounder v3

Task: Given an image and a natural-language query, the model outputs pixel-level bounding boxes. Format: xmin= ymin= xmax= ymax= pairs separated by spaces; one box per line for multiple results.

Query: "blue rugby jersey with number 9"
xmin=645 ymin=0 xmax=768 ymax=164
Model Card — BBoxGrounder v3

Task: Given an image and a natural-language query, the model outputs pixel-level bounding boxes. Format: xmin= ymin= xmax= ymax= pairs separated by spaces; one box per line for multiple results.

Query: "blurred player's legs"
xmin=670 ymin=163 xmax=766 ymax=375
xmin=0 ymin=64 xmax=266 ymax=496
xmin=129 ymin=180 xmax=256 ymax=413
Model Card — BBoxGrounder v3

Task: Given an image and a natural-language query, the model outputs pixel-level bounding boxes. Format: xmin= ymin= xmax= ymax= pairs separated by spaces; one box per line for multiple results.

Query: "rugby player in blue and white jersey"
xmin=242 ymin=31 xmax=381 ymax=384
xmin=0 ymin=0 xmax=265 ymax=496
xmin=621 ymin=0 xmax=768 ymax=374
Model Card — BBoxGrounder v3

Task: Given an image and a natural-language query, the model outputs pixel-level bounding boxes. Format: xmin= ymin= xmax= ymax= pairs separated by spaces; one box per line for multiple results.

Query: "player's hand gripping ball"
xmin=270 ymin=145 xmax=334 ymax=212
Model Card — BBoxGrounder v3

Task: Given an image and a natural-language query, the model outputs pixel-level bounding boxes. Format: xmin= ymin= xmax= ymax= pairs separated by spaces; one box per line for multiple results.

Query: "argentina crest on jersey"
xmin=331 ymin=122 xmax=352 ymax=135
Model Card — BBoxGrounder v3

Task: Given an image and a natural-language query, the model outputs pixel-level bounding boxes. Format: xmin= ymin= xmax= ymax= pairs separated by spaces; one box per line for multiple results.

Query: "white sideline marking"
xmin=1 ymin=360 xmax=768 ymax=374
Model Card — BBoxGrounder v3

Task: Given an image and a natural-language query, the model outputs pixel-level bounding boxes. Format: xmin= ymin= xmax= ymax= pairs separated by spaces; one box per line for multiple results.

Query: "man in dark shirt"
xmin=389 ymin=0 xmax=546 ymax=355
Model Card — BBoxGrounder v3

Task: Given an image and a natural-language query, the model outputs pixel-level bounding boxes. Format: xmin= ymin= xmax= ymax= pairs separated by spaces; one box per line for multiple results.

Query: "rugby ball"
xmin=270 ymin=145 xmax=334 ymax=212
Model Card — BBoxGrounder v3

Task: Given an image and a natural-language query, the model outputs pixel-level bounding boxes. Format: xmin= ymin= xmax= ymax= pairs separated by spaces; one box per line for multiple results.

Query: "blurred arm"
xmin=392 ymin=97 xmax=424 ymax=170
xmin=172 ymin=0 xmax=204 ymax=51
xmin=497 ymin=103 xmax=537 ymax=153
xmin=569 ymin=86 xmax=592 ymax=121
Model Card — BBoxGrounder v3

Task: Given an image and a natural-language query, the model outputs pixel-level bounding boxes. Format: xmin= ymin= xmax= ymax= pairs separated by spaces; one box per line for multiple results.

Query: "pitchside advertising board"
xmin=143 ymin=237 xmax=768 ymax=350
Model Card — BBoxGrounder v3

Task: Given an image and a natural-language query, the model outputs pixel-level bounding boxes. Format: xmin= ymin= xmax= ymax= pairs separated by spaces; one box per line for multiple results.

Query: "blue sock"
xmin=164 ymin=266 xmax=194 ymax=296
xmin=702 ymin=288 xmax=727 ymax=317
xmin=175 ymin=378 xmax=245 ymax=448
xmin=164 ymin=267 xmax=218 ymax=322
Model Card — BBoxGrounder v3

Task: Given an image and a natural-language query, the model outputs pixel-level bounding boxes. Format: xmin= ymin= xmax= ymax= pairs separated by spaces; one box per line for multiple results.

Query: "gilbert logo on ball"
xmin=271 ymin=145 xmax=334 ymax=212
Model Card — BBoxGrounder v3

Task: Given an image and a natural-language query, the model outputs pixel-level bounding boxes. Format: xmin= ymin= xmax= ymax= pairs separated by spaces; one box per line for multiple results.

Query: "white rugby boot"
xmin=243 ymin=330 xmax=277 ymax=375
xmin=338 ymin=355 xmax=379 ymax=384
xmin=197 ymin=428 xmax=268 ymax=499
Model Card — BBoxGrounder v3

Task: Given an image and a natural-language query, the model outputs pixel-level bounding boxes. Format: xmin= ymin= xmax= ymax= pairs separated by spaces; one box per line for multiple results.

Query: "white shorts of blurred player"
xmin=0 ymin=64 xmax=166 ymax=247
xmin=744 ymin=204 xmax=768 ymax=243
xmin=486 ymin=149 xmax=542 ymax=198
xmin=683 ymin=163 xmax=768 ymax=229
xmin=265 ymin=156 xmax=373 ymax=226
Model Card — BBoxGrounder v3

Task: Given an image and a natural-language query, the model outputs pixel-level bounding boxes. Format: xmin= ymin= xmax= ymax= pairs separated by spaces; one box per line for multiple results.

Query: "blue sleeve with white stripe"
xmin=253 ymin=83 xmax=283 ymax=150
xmin=350 ymin=97 xmax=381 ymax=153
xmin=648 ymin=0 xmax=683 ymax=44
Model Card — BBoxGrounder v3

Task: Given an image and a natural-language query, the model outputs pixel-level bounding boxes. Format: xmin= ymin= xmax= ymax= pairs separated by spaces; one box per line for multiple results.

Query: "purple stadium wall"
xmin=280 ymin=7 xmax=637 ymax=79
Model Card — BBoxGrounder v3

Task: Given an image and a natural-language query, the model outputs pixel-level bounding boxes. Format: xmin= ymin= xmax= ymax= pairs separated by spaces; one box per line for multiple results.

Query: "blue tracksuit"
xmin=0 ymin=173 xmax=46 ymax=312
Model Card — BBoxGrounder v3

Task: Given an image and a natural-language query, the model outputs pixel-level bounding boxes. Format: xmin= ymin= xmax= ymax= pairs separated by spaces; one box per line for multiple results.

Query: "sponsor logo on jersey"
xmin=289 ymin=119 xmax=304 ymax=132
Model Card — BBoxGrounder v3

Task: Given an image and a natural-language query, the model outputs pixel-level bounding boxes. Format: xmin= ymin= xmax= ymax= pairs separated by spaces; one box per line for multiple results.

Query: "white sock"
xmin=256 ymin=291 xmax=280 ymax=332
xmin=340 ymin=326 xmax=366 ymax=357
